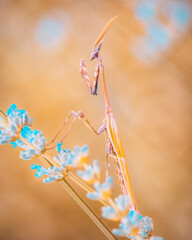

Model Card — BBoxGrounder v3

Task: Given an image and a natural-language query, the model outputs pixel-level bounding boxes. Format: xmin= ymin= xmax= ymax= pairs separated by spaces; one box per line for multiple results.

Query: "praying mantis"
xmin=47 ymin=16 xmax=137 ymax=211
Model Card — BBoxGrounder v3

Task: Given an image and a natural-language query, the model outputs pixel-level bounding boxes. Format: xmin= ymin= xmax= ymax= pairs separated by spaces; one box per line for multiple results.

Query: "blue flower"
xmin=54 ymin=143 xmax=89 ymax=168
xmin=87 ymin=176 xmax=113 ymax=201
xmin=21 ymin=126 xmax=46 ymax=150
xmin=0 ymin=129 xmax=16 ymax=144
xmin=112 ymin=210 xmax=141 ymax=237
xmin=150 ymin=236 xmax=163 ymax=240
xmin=101 ymin=206 xmax=117 ymax=220
xmin=138 ymin=216 xmax=153 ymax=238
xmin=66 ymin=145 xmax=89 ymax=167
xmin=11 ymin=126 xmax=47 ymax=160
xmin=56 ymin=142 xmax=63 ymax=152
xmin=10 ymin=139 xmax=24 ymax=148
xmin=31 ymin=142 xmax=90 ymax=183
xmin=53 ymin=142 xmax=71 ymax=169
xmin=77 ymin=160 xmax=100 ymax=183
xmin=0 ymin=116 xmax=17 ymax=144
xmin=102 ymin=194 xmax=130 ymax=221
xmin=31 ymin=164 xmax=64 ymax=183
xmin=0 ymin=104 xmax=33 ymax=145
xmin=31 ymin=164 xmax=49 ymax=178
xmin=7 ymin=104 xmax=33 ymax=133
xmin=115 ymin=194 xmax=130 ymax=212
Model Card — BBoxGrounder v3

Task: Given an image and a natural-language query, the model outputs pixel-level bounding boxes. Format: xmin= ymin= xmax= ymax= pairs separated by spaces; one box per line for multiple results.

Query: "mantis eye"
xmin=90 ymin=42 xmax=103 ymax=61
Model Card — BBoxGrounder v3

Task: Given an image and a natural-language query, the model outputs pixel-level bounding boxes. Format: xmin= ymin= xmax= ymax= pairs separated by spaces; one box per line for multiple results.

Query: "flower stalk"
xmin=0 ymin=110 xmax=117 ymax=239
xmin=0 ymin=102 xmax=163 ymax=239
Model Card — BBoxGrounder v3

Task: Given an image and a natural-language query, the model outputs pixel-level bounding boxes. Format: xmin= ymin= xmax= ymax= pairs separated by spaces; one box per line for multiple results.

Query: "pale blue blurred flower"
xmin=77 ymin=160 xmax=100 ymax=183
xmin=65 ymin=145 xmax=89 ymax=168
xmin=165 ymin=1 xmax=191 ymax=30
xmin=147 ymin=23 xmax=170 ymax=49
xmin=112 ymin=210 xmax=141 ymax=237
xmin=135 ymin=0 xmax=159 ymax=22
xmin=87 ymin=176 xmax=113 ymax=200
xmin=138 ymin=216 xmax=153 ymax=238
xmin=53 ymin=143 xmax=89 ymax=168
xmin=0 ymin=129 xmax=16 ymax=144
xmin=150 ymin=236 xmax=164 ymax=240
xmin=132 ymin=0 xmax=191 ymax=61
xmin=101 ymin=194 xmax=130 ymax=221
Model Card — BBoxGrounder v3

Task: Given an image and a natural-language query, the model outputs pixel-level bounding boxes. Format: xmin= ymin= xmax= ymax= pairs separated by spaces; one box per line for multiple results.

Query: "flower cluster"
xmin=112 ymin=212 xmax=159 ymax=239
xmin=77 ymin=159 xmax=100 ymax=184
xmin=31 ymin=142 xmax=89 ymax=183
xmin=59 ymin=144 xmax=89 ymax=168
xmin=87 ymin=176 xmax=113 ymax=200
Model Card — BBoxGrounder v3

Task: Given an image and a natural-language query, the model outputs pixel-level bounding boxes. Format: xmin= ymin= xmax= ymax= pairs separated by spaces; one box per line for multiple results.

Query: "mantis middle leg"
xmin=46 ymin=110 xmax=106 ymax=150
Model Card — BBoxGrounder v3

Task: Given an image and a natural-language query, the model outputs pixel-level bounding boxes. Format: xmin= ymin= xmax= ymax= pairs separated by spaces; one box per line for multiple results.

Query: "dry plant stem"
xmin=59 ymin=179 xmax=118 ymax=240
xmin=0 ymin=108 xmax=7 ymax=119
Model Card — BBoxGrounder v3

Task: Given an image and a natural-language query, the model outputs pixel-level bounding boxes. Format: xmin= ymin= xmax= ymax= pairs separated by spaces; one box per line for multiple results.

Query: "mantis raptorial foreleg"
xmin=46 ymin=60 xmax=105 ymax=149
xmin=80 ymin=60 xmax=100 ymax=95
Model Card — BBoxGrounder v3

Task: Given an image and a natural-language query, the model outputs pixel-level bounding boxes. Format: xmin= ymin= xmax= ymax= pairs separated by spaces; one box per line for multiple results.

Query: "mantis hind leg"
xmin=107 ymin=153 xmax=126 ymax=194
xmin=105 ymin=142 xmax=126 ymax=193
xmin=105 ymin=133 xmax=113 ymax=179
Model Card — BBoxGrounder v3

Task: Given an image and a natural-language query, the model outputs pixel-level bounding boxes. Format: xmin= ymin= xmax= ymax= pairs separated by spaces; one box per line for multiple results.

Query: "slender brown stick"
xmin=0 ymin=108 xmax=7 ymax=119
xmin=60 ymin=179 xmax=118 ymax=240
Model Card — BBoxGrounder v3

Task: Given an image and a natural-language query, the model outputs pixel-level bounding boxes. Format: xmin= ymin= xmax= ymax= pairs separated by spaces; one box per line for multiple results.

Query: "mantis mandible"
xmin=47 ymin=16 xmax=136 ymax=211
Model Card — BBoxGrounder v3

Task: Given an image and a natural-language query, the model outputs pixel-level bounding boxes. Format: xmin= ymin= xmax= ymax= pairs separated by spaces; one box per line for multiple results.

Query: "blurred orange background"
xmin=0 ymin=0 xmax=192 ymax=239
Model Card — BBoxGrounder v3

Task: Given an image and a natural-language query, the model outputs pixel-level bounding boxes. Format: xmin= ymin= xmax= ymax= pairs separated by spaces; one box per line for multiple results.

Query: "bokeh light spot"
xmin=169 ymin=2 xmax=191 ymax=28
xmin=148 ymin=23 xmax=170 ymax=49
xmin=35 ymin=17 xmax=66 ymax=49
xmin=135 ymin=0 xmax=158 ymax=22
xmin=132 ymin=0 xmax=191 ymax=61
